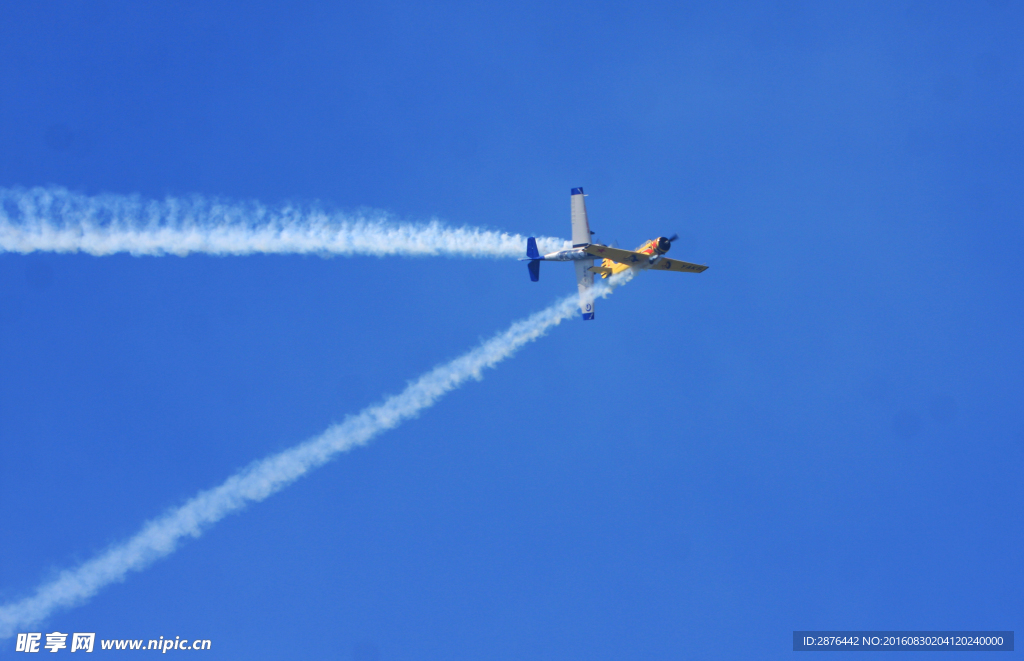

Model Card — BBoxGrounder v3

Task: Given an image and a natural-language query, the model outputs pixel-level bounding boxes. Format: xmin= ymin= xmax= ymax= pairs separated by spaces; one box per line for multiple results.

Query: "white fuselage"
xmin=541 ymin=247 xmax=593 ymax=261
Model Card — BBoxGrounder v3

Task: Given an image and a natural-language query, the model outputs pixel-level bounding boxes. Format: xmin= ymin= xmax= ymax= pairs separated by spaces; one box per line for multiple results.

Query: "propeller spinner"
xmin=655 ymin=233 xmax=678 ymax=254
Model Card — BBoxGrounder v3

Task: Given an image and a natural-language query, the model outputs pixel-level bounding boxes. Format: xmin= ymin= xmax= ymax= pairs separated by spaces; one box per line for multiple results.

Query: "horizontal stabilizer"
xmin=588 ymin=266 xmax=613 ymax=276
xmin=528 ymin=259 xmax=540 ymax=282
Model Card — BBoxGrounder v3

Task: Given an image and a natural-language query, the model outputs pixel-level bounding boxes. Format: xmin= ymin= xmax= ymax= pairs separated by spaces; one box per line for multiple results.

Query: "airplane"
xmin=522 ymin=187 xmax=708 ymax=320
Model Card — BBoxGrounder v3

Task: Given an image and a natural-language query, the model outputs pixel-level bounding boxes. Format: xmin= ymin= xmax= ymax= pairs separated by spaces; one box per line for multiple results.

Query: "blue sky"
xmin=1 ymin=1 xmax=1022 ymax=658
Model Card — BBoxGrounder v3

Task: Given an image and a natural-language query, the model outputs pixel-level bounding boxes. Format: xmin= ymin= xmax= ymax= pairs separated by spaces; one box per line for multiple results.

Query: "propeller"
xmin=666 ymin=233 xmax=679 ymax=244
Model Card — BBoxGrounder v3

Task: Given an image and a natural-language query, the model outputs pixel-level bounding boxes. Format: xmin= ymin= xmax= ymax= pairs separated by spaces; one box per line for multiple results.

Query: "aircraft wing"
xmin=583 ymin=244 xmax=648 ymax=265
xmin=575 ymin=259 xmax=596 ymax=320
xmin=649 ymin=257 xmax=708 ymax=273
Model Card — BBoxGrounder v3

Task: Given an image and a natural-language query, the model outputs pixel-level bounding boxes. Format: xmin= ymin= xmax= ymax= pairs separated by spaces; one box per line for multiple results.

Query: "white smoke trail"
xmin=0 ymin=271 xmax=634 ymax=638
xmin=0 ymin=186 xmax=564 ymax=258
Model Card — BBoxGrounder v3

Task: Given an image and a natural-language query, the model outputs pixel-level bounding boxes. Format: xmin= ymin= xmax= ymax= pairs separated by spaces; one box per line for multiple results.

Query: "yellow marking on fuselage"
xmin=599 ymin=239 xmax=658 ymax=278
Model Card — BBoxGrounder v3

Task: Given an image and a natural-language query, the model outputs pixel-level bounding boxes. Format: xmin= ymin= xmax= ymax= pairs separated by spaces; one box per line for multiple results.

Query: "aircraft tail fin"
xmin=526 ymin=237 xmax=540 ymax=260
xmin=526 ymin=237 xmax=541 ymax=281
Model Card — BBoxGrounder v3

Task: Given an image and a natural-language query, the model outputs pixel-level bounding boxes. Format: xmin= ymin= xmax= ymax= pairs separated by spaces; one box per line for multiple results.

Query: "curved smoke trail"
xmin=0 ymin=187 xmax=564 ymax=258
xmin=0 ymin=271 xmax=634 ymax=638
